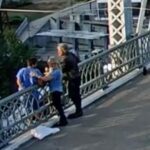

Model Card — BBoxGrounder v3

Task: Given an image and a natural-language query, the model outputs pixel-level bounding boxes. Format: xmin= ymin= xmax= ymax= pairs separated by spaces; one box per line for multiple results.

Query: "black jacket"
xmin=60 ymin=52 xmax=80 ymax=80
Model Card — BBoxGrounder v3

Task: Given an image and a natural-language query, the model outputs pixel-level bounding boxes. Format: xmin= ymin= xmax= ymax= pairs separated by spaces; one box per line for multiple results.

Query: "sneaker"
xmin=68 ymin=111 xmax=83 ymax=119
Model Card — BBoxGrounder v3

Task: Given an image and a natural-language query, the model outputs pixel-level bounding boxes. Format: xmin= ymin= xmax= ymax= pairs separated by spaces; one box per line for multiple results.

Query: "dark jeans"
xmin=68 ymin=76 xmax=82 ymax=113
xmin=51 ymin=91 xmax=66 ymax=121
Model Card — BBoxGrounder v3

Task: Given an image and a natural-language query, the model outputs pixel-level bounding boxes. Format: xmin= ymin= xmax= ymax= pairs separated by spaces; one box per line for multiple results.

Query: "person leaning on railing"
xmin=57 ymin=43 xmax=83 ymax=119
xmin=16 ymin=57 xmax=42 ymax=91
xmin=16 ymin=57 xmax=43 ymax=112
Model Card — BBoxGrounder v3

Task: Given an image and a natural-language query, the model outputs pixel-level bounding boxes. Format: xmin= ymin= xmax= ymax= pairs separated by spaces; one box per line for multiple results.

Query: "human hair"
xmin=27 ymin=57 xmax=37 ymax=66
xmin=48 ymin=56 xmax=56 ymax=63
xmin=47 ymin=56 xmax=59 ymax=67
xmin=57 ymin=43 xmax=69 ymax=55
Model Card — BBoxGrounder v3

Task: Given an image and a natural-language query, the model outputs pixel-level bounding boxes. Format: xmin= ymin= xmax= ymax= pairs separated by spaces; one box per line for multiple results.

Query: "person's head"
xmin=27 ymin=57 xmax=37 ymax=67
xmin=57 ymin=43 xmax=69 ymax=57
xmin=47 ymin=56 xmax=58 ymax=68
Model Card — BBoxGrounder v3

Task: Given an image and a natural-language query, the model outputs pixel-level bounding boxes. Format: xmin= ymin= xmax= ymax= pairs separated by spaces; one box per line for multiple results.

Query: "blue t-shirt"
xmin=16 ymin=67 xmax=42 ymax=90
xmin=48 ymin=69 xmax=63 ymax=92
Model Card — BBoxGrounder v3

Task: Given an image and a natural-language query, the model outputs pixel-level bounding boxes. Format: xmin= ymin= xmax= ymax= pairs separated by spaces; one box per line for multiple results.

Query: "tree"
xmin=0 ymin=29 xmax=34 ymax=99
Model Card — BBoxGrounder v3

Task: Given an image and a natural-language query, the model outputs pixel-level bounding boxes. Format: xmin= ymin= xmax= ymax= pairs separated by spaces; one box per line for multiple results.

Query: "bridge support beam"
xmin=106 ymin=0 xmax=133 ymax=77
xmin=107 ymin=0 xmax=133 ymax=47
xmin=148 ymin=20 xmax=150 ymax=31
xmin=136 ymin=0 xmax=148 ymax=35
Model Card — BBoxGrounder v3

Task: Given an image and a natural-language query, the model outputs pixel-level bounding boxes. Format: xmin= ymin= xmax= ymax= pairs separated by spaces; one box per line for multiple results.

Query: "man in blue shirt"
xmin=16 ymin=58 xmax=42 ymax=91
xmin=16 ymin=58 xmax=42 ymax=112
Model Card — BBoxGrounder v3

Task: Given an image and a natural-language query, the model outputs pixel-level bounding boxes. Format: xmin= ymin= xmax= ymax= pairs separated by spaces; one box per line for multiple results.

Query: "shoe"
xmin=53 ymin=120 xmax=68 ymax=127
xmin=68 ymin=111 xmax=83 ymax=119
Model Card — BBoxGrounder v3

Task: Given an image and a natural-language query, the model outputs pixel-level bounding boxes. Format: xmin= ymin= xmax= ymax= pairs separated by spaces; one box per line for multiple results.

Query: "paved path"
xmin=18 ymin=74 xmax=150 ymax=150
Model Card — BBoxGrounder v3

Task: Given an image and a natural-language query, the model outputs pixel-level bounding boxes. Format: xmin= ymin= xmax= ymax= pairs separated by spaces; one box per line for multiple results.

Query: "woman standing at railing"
xmin=31 ymin=56 xmax=68 ymax=127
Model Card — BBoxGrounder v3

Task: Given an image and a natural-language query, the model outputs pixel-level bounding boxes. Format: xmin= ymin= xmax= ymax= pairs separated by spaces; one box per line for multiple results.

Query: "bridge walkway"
xmin=18 ymin=74 xmax=150 ymax=150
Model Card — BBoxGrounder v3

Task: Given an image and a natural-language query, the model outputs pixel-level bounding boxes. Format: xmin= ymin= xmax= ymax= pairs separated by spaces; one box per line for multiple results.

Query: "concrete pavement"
xmin=18 ymin=74 xmax=150 ymax=150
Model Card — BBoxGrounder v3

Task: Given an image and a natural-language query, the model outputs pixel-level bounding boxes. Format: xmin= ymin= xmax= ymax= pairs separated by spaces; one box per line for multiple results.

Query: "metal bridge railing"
xmin=1 ymin=30 xmax=150 ymax=148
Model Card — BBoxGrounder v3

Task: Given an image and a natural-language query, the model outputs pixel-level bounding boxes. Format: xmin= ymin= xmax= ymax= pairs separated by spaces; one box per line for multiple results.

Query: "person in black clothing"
xmin=57 ymin=43 xmax=83 ymax=119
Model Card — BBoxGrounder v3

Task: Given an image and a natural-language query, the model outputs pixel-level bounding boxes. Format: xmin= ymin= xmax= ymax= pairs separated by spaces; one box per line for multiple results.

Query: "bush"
xmin=0 ymin=29 xmax=35 ymax=98
xmin=5 ymin=0 xmax=32 ymax=7
xmin=9 ymin=16 xmax=25 ymax=25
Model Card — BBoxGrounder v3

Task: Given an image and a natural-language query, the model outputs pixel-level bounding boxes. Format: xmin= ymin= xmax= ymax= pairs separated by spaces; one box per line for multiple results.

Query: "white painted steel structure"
xmin=36 ymin=30 xmax=108 ymax=39
xmin=97 ymin=0 xmax=141 ymax=3
xmin=0 ymin=8 xmax=56 ymax=13
xmin=148 ymin=20 xmax=150 ymax=30
xmin=107 ymin=0 xmax=133 ymax=46
xmin=136 ymin=0 xmax=148 ymax=34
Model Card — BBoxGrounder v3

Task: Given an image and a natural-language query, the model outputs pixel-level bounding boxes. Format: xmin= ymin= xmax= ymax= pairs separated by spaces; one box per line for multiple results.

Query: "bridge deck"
xmin=19 ymin=74 xmax=150 ymax=150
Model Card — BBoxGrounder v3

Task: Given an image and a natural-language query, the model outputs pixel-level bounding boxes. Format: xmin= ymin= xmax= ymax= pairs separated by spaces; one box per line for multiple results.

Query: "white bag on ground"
xmin=31 ymin=125 xmax=60 ymax=140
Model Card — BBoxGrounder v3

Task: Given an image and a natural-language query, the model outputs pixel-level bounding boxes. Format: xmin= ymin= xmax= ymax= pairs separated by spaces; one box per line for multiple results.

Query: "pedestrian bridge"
xmin=1 ymin=30 xmax=150 ymax=149
xmin=20 ymin=73 xmax=150 ymax=150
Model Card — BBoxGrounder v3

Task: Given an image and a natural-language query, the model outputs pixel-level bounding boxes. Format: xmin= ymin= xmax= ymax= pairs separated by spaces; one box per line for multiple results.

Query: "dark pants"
xmin=51 ymin=91 xmax=66 ymax=121
xmin=68 ymin=76 xmax=82 ymax=113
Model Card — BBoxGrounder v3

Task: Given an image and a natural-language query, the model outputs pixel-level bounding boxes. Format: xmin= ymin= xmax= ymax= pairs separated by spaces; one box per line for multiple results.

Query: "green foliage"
xmin=9 ymin=16 xmax=25 ymax=25
xmin=0 ymin=29 xmax=34 ymax=99
xmin=5 ymin=0 xmax=32 ymax=7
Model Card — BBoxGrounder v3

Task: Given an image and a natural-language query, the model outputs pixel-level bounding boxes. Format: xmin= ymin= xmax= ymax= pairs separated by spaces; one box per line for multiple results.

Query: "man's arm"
xmin=30 ymin=68 xmax=43 ymax=85
xmin=16 ymin=78 xmax=23 ymax=90
xmin=16 ymin=68 xmax=24 ymax=90
xmin=31 ymin=71 xmax=52 ymax=82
